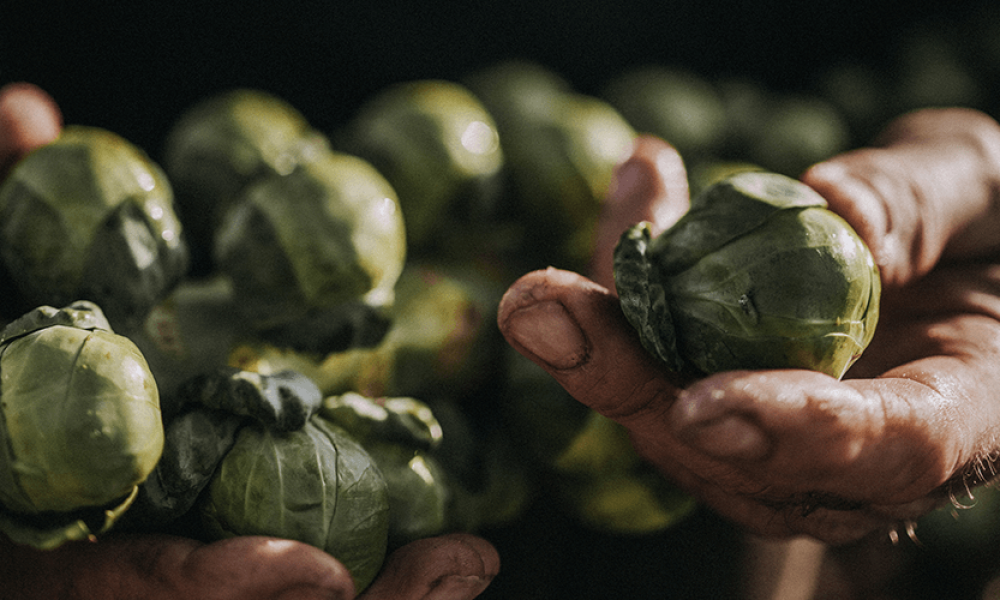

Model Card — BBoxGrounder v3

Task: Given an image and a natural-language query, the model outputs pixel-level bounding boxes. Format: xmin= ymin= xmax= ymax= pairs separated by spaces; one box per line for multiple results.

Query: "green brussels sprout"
xmin=747 ymin=95 xmax=850 ymax=177
xmin=466 ymin=68 xmax=636 ymax=268
xmin=337 ymin=80 xmax=504 ymax=250
xmin=603 ymin=65 xmax=728 ymax=159
xmin=125 ymin=367 xmax=323 ymax=530
xmin=320 ymin=393 xmax=450 ymax=546
xmin=614 ymin=171 xmax=880 ymax=379
xmin=163 ymin=89 xmax=329 ymax=273
xmin=0 ymin=302 xmax=163 ymax=547
xmin=213 ymin=148 xmax=406 ymax=353
xmin=229 ymin=260 xmax=505 ymax=400
xmin=0 ymin=126 xmax=189 ymax=329
xmin=200 ymin=416 xmax=389 ymax=591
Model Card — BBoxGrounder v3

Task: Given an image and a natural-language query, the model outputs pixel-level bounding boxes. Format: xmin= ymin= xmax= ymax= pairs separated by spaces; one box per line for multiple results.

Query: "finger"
xmin=0 ymin=82 xmax=62 ymax=179
xmin=360 ymin=534 xmax=499 ymax=600
xmin=802 ymin=107 xmax=1000 ymax=288
xmin=588 ymin=135 xmax=689 ymax=290
xmin=0 ymin=533 xmax=356 ymax=600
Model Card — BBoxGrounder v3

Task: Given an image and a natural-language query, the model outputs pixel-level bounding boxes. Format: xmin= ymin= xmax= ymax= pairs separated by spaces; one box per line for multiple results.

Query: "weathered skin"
xmin=0 ymin=82 xmax=499 ymax=600
xmin=499 ymin=110 xmax=1000 ymax=544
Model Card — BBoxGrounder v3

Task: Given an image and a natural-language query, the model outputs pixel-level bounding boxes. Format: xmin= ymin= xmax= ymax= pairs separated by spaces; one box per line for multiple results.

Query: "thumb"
xmin=359 ymin=534 xmax=499 ymax=600
xmin=0 ymin=533 xmax=356 ymax=600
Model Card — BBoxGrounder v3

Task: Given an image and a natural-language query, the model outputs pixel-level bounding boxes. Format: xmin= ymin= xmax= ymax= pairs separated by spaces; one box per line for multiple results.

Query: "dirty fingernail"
xmin=504 ymin=300 xmax=587 ymax=370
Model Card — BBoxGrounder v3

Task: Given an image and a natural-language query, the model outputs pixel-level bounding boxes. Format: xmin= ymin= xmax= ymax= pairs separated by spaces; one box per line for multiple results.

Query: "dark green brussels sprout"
xmin=603 ymin=65 xmax=728 ymax=159
xmin=213 ymin=149 xmax=405 ymax=353
xmin=320 ymin=393 xmax=450 ymax=546
xmin=200 ymin=416 xmax=389 ymax=591
xmin=614 ymin=171 xmax=880 ymax=379
xmin=466 ymin=64 xmax=635 ymax=268
xmin=0 ymin=302 xmax=163 ymax=548
xmin=337 ymin=79 xmax=504 ymax=250
xmin=163 ymin=89 xmax=329 ymax=273
xmin=0 ymin=126 xmax=189 ymax=329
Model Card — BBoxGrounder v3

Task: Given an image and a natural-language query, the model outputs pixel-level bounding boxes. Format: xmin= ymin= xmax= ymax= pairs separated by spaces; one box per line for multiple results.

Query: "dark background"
xmin=2 ymin=0 xmax=992 ymax=156
xmin=4 ymin=2 xmax=1000 ymax=598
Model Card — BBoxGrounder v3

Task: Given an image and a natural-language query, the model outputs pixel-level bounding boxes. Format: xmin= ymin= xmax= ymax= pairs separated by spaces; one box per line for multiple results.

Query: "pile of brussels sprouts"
xmin=0 ymin=25 xmax=994 ymax=588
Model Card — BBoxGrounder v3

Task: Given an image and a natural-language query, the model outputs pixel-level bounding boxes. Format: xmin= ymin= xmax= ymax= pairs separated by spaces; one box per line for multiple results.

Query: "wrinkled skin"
xmin=0 ymin=82 xmax=499 ymax=600
xmin=499 ymin=112 xmax=1000 ymax=545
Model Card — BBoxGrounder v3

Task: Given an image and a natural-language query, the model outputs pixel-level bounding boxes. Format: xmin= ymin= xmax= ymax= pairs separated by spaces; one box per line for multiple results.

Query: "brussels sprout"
xmin=603 ymin=65 xmax=728 ymax=159
xmin=614 ymin=171 xmax=880 ymax=379
xmin=125 ymin=367 xmax=322 ymax=529
xmin=214 ymin=149 xmax=405 ymax=353
xmin=0 ymin=302 xmax=163 ymax=547
xmin=466 ymin=68 xmax=636 ymax=268
xmin=229 ymin=260 xmax=505 ymax=400
xmin=163 ymin=89 xmax=329 ymax=273
xmin=320 ymin=393 xmax=449 ymax=545
xmin=0 ymin=126 xmax=189 ymax=329
xmin=201 ymin=416 xmax=389 ymax=591
xmin=501 ymin=348 xmax=694 ymax=533
xmin=337 ymin=80 xmax=504 ymax=250
xmin=747 ymin=95 xmax=850 ymax=177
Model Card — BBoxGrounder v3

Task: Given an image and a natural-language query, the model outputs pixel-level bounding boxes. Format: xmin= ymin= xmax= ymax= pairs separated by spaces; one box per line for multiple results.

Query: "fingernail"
xmin=505 ymin=300 xmax=588 ymax=370
xmin=683 ymin=414 xmax=770 ymax=461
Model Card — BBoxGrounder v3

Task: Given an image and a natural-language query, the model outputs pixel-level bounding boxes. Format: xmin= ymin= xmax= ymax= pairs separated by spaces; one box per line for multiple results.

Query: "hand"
xmin=498 ymin=110 xmax=1000 ymax=545
xmin=0 ymin=82 xmax=499 ymax=600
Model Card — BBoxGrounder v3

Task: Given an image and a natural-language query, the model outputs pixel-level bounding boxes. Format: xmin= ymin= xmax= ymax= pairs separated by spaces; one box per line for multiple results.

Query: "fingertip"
xmin=362 ymin=534 xmax=498 ymax=600
xmin=0 ymin=82 xmax=63 ymax=178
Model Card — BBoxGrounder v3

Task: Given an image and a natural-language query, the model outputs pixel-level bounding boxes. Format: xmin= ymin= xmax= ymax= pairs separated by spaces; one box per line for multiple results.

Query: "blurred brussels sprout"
xmin=214 ymin=149 xmax=405 ymax=353
xmin=501 ymin=348 xmax=694 ymax=533
xmin=614 ymin=171 xmax=880 ymax=379
xmin=0 ymin=126 xmax=189 ymax=329
xmin=466 ymin=62 xmax=637 ymax=268
xmin=337 ymin=79 xmax=504 ymax=250
xmin=747 ymin=95 xmax=850 ymax=177
xmin=163 ymin=89 xmax=328 ymax=273
xmin=0 ymin=301 xmax=163 ymax=548
xmin=320 ymin=393 xmax=450 ymax=546
xmin=230 ymin=260 xmax=504 ymax=400
xmin=603 ymin=65 xmax=727 ymax=159
xmin=201 ymin=416 xmax=389 ymax=591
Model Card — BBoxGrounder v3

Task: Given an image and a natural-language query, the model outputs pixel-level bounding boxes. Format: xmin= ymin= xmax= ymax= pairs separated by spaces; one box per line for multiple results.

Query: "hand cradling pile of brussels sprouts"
xmin=0 ymin=36 xmax=985 ymax=588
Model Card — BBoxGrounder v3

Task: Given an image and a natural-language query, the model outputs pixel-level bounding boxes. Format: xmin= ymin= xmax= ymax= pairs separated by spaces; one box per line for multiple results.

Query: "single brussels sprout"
xmin=614 ymin=171 xmax=880 ymax=379
xmin=163 ymin=88 xmax=329 ymax=273
xmin=0 ymin=126 xmax=189 ymax=329
xmin=125 ymin=367 xmax=323 ymax=529
xmin=337 ymin=79 xmax=504 ymax=249
xmin=201 ymin=416 xmax=389 ymax=591
xmin=0 ymin=302 xmax=163 ymax=547
xmin=478 ymin=88 xmax=635 ymax=268
xmin=747 ymin=95 xmax=850 ymax=177
xmin=214 ymin=149 xmax=405 ymax=353
xmin=320 ymin=393 xmax=450 ymax=546
xmin=603 ymin=65 xmax=728 ymax=159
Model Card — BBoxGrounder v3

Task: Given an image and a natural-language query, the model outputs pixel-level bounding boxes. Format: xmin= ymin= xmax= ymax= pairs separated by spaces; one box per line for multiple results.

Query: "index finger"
xmin=802 ymin=107 xmax=1000 ymax=289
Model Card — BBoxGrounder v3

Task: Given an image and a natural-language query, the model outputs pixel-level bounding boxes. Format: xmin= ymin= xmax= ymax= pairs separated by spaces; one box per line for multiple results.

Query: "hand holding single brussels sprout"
xmin=499 ymin=108 xmax=1000 ymax=544
xmin=614 ymin=170 xmax=879 ymax=379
